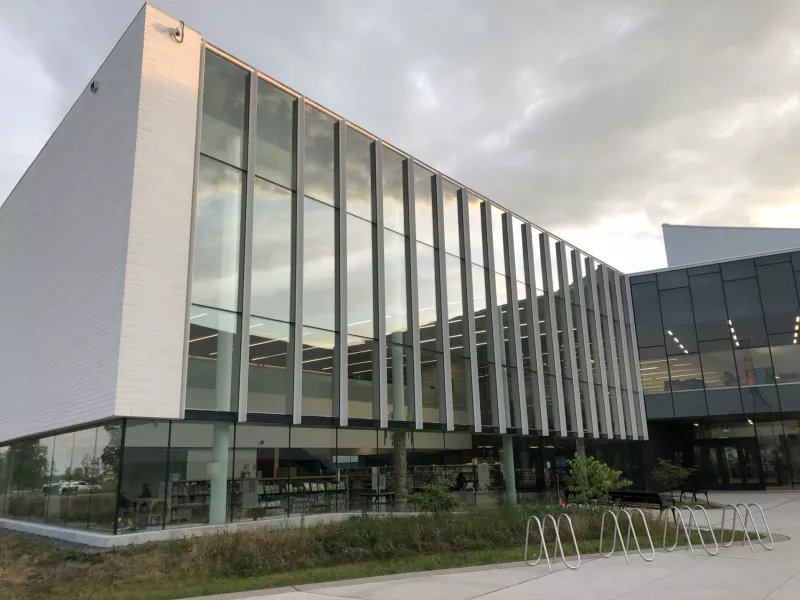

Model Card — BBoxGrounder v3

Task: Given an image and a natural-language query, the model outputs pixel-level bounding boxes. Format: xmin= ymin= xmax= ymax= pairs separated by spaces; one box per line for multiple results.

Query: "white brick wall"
xmin=115 ymin=7 xmax=201 ymax=420
xmin=0 ymin=5 xmax=202 ymax=442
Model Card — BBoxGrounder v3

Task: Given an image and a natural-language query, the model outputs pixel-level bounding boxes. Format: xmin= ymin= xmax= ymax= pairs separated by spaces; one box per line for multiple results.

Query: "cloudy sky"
xmin=2 ymin=1 xmax=800 ymax=272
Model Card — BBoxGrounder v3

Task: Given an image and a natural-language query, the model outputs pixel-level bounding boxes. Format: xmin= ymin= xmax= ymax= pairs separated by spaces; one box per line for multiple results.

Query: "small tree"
xmin=651 ymin=459 xmax=694 ymax=501
xmin=408 ymin=480 xmax=462 ymax=513
xmin=567 ymin=454 xmax=631 ymax=505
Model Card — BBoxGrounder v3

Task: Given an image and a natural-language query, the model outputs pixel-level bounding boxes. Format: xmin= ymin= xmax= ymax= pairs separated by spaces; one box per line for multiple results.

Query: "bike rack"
xmin=622 ymin=507 xmax=656 ymax=562
xmin=524 ymin=513 xmax=581 ymax=572
xmin=720 ymin=504 xmax=754 ymax=552
xmin=662 ymin=506 xmax=696 ymax=558
xmin=742 ymin=503 xmax=775 ymax=550
xmin=683 ymin=504 xmax=719 ymax=556
xmin=721 ymin=503 xmax=774 ymax=551
xmin=600 ymin=508 xmax=655 ymax=564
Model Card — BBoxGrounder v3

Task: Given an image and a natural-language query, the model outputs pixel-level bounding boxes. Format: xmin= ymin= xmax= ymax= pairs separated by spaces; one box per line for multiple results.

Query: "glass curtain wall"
xmin=188 ymin=50 xmax=250 ymax=414
xmin=632 ymin=254 xmax=800 ymax=421
xmin=0 ymin=422 xmax=120 ymax=532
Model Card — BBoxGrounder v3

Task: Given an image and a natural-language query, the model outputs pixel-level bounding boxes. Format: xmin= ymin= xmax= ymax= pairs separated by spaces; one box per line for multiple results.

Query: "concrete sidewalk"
xmin=194 ymin=491 xmax=800 ymax=600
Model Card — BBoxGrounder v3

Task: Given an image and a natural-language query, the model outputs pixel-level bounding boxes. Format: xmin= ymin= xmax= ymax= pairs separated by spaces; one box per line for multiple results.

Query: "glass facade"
xmin=0 ymin=47 xmax=648 ymax=538
xmin=632 ymin=252 xmax=800 ymax=489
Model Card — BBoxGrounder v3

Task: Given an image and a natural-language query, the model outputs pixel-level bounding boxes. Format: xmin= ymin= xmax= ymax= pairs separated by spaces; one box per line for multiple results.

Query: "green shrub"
xmin=651 ymin=459 xmax=695 ymax=500
xmin=407 ymin=480 xmax=462 ymax=513
xmin=567 ymin=454 xmax=631 ymax=504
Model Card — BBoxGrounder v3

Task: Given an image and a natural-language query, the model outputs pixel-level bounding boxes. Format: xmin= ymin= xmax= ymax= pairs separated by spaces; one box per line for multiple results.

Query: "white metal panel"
xmin=0 ymin=8 xmax=149 ymax=442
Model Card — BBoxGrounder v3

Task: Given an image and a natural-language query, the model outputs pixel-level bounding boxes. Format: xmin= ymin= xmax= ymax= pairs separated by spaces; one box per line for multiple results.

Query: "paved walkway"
xmin=196 ymin=491 xmax=800 ymax=600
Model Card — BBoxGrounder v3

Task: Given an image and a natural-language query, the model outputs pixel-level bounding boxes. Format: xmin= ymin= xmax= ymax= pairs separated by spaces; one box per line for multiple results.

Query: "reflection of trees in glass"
xmin=99 ymin=424 xmax=121 ymax=481
xmin=8 ymin=441 xmax=50 ymax=491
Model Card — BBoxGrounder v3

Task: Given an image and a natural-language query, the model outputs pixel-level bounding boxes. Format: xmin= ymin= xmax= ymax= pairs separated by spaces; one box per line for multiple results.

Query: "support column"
xmin=391 ymin=333 xmax=406 ymax=420
xmin=576 ymin=438 xmax=587 ymax=460
xmin=210 ymin=424 xmax=230 ymax=524
xmin=211 ymin=332 xmax=233 ymax=524
xmin=502 ymin=435 xmax=516 ymax=504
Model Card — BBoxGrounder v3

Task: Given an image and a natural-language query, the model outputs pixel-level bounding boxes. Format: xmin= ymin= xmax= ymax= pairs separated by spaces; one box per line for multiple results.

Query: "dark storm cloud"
xmin=2 ymin=0 xmax=800 ymax=270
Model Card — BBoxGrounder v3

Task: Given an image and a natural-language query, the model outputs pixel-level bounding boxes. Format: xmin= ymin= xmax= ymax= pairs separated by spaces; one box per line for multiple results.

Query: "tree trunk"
xmin=393 ymin=432 xmax=408 ymax=511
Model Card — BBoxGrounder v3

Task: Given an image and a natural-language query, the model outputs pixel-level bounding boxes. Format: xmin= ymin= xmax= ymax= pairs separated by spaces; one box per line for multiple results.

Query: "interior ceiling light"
xmin=728 ymin=320 xmax=733 ymax=325
xmin=666 ymin=330 xmax=673 ymax=336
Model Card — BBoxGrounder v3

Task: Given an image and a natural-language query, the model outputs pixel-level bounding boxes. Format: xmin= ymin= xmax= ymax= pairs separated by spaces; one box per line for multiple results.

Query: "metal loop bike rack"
xmin=600 ymin=508 xmax=654 ymax=564
xmin=720 ymin=503 xmax=753 ymax=552
xmin=742 ymin=503 xmax=775 ymax=550
xmin=721 ymin=503 xmax=773 ymax=552
xmin=599 ymin=509 xmax=629 ymax=563
xmin=662 ymin=506 xmax=696 ymax=558
xmin=524 ymin=513 xmax=581 ymax=572
xmin=622 ymin=507 xmax=656 ymax=562
xmin=683 ymin=504 xmax=719 ymax=556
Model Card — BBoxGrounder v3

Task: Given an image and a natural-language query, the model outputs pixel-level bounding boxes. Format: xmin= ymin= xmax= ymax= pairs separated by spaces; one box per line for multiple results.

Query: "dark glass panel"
xmin=755 ymin=253 xmax=790 ymax=266
xmin=167 ymin=422 xmax=235 ymax=525
xmin=346 ymin=336 xmax=376 ymax=420
xmin=721 ymin=258 xmax=756 ymax=281
xmin=689 ymin=273 xmax=730 ymax=342
xmin=657 ymin=269 xmax=688 ymax=290
xmin=303 ymin=198 xmax=336 ymax=331
xmin=699 ymin=340 xmax=742 ymax=415
xmin=382 ymin=147 xmax=406 ymax=235
xmin=659 ymin=287 xmax=698 ymax=354
xmin=630 ymin=273 xmax=656 ymax=284
xmin=414 ymin=165 xmax=435 ymax=247
xmin=468 ymin=194 xmax=484 ymax=266
xmin=631 ymin=282 xmax=664 ymax=347
xmin=304 ymin=105 xmax=335 ymax=206
xmin=387 ymin=341 xmax=414 ymax=421
xmin=724 ymin=278 xmax=768 ymax=348
xmin=688 ymin=263 xmax=719 ymax=276
xmin=186 ymin=306 xmax=241 ymax=412
xmin=451 ymin=353 xmax=472 ymax=426
xmin=347 ymin=215 xmax=375 ymax=339
xmin=345 ymin=127 xmax=373 ymax=221
xmin=255 ymin=80 xmax=294 ymax=188
xmin=384 ymin=229 xmax=409 ymax=341
xmin=301 ymin=327 xmax=335 ymax=418
xmin=251 ymin=177 xmax=292 ymax=322
xmin=191 ymin=156 xmax=244 ymax=312
xmin=441 ymin=180 xmax=461 ymax=257
xmin=417 ymin=242 xmax=439 ymax=353
xmin=420 ymin=349 xmax=442 ymax=424
xmin=446 ymin=254 xmax=467 ymax=357
xmin=757 ymin=262 xmax=800 ymax=334
xmin=200 ymin=51 xmax=248 ymax=168
xmin=247 ymin=317 xmax=291 ymax=415
xmin=118 ymin=420 xmax=169 ymax=533
xmin=668 ymin=354 xmax=703 ymax=391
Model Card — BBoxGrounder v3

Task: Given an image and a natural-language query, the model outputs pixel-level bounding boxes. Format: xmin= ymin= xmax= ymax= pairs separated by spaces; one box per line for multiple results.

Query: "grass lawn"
xmin=0 ymin=506 xmax=750 ymax=600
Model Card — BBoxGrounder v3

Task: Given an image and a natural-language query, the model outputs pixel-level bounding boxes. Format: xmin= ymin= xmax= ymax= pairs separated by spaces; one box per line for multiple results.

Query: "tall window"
xmin=188 ymin=50 xmax=250 ymax=412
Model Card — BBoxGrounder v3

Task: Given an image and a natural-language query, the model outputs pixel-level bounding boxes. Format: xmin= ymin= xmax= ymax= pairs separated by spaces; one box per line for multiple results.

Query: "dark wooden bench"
xmin=679 ymin=483 xmax=709 ymax=504
xmin=609 ymin=490 xmax=665 ymax=514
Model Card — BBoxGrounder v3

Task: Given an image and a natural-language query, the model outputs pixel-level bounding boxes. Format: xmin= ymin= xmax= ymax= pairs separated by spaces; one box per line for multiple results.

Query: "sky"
xmin=2 ymin=1 xmax=800 ymax=273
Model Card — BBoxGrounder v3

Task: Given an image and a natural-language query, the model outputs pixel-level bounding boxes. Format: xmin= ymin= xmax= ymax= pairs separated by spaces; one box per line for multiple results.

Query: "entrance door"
xmin=692 ymin=439 xmax=764 ymax=490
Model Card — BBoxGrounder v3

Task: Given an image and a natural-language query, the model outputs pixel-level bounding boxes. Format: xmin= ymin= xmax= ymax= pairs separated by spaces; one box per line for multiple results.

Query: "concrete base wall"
xmin=0 ymin=512 xmax=366 ymax=548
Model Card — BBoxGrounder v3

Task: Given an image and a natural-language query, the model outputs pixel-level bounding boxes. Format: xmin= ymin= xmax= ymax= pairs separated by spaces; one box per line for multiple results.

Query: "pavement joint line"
xmin=762 ymin=564 xmax=800 ymax=600
xmin=608 ymin=552 xmax=714 ymax=600
xmin=467 ymin=556 xmax=606 ymax=600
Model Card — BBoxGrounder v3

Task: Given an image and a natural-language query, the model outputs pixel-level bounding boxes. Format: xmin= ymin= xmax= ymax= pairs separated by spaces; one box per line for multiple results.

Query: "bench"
xmin=679 ymin=484 xmax=709 ymax=504
xmin=609 ymin=490 xmax=665 ymax=514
